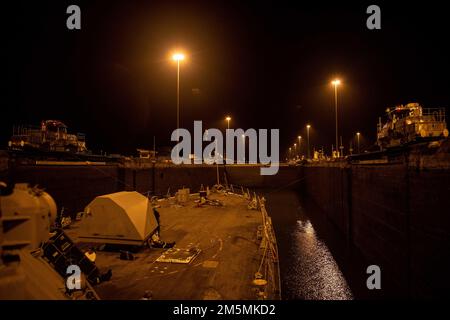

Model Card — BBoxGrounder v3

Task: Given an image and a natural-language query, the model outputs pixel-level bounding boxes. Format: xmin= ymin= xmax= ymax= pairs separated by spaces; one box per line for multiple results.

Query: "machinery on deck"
xmin=0 ymin=183 xmax=98 ymax=299
xmin=377 ymin=103 xmax=448 ymax=149
xmin=8 ymin=120 xmax=87 ymax=153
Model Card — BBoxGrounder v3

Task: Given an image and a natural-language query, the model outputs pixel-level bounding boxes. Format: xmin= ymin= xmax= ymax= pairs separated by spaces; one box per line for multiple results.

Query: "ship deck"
xmin=67 ymin=191 xmax=275 ymax=300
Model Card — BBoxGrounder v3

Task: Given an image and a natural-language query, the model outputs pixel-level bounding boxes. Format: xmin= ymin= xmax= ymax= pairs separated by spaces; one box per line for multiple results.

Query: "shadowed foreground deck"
xmin=69 ymin=191 xmax=280 ymax=300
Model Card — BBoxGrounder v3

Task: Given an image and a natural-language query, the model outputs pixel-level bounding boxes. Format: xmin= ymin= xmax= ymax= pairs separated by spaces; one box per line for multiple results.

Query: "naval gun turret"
xmin=0 ymin=182 xmax=99 ymax=299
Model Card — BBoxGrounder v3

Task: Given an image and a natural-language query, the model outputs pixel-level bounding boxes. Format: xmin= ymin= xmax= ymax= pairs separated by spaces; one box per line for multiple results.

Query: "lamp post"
xmin=172 ymin=52 xmax=185 ymax=160
xmin=306 ymin=124 xmax=311 ymax=159
xmin=223 ymin=116 xmax=231 ymax=161
xmin=293 ymin=143 xmax=297 ymax=159
xmin=172 ymin=53 xmax=185 ymax=131
xmin=298 ymin=136 xmax=302 ymax=158
xmin=356 ymin=132 xmax=361 ymax=154
xmin=225 ymin=116 xmax=231 ymax=130
xmin=331 ymin=79 xmax=341 ymax=156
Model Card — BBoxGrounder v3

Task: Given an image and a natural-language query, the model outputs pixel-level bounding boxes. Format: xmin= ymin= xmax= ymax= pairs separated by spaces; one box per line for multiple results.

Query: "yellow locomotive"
xmin=8 ymin=120 xmax=87 ymax=153
xmin=377 ymin=103 xmax=448 ymax=149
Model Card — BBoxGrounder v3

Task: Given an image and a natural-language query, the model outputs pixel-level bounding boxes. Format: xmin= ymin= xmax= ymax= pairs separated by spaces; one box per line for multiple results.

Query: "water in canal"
xmin=262 ymin=188 xmax=358 ymax=300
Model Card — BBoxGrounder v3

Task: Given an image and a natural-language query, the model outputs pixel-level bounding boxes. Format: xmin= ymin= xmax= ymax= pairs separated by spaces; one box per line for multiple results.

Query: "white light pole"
xmin=172 ymin=53 xmax=185 ymax=131
xmin=225 ymin=116 xmax=231 ymax=130
xmin=331 ymin=79 xmax=341 ymax=157
xmin=306 ymin=124 xmax=311 ymax=159
xmin=172 ymin=52 xmax=185 ymax=160
xmin=356 ymin=132 xmax=361 ymax=154
xmin=298 ymin=136 xmax=302 ymax=158
xmin=224 ymin=116 xmax=231 ymax=161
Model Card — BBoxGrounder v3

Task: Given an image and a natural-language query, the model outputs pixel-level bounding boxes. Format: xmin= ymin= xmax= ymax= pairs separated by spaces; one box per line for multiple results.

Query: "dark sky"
xmin=4 ymin=0 xmax=450 ymax=155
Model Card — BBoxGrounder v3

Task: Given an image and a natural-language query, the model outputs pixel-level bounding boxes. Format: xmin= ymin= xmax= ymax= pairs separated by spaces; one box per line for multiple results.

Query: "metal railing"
xmin=228 ymin=183 xmax=282 ymax=300
xmin=421 ymin=108 xmax=446 ymax=122
xmin=256 ymin=195 xmax=281 ymax=300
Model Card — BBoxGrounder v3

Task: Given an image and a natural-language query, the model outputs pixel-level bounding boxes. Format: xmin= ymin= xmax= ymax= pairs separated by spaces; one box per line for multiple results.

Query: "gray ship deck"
xmin=68 ymin=192 xmax=278 ymax=300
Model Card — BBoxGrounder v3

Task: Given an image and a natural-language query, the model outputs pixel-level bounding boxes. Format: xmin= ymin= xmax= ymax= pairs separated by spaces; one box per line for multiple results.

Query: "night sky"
xmin=4 ymin=1 xmax=450 ymax=156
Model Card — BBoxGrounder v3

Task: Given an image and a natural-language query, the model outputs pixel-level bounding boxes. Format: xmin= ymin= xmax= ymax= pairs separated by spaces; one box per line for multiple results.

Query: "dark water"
xmin=262 ymin=188 xmax=362 ymax=300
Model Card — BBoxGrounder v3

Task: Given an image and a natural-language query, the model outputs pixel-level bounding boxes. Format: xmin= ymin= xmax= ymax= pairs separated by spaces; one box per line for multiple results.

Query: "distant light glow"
xmin=226 ymin=116 xmax=231 ymax=121
xmin=331 ymin=79 xmax=341 ymax=86
xmin=356 ymin=132 xmax=360 ymax=136
xmin=307 ymin=124 xmax=311 ymax=129
xmin=172 ymin=53 xmax=185 ymax=61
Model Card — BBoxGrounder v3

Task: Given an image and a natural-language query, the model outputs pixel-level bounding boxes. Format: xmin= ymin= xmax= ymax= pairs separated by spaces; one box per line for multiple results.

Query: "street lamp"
xmin=356 ymin=132 xmax=361 ymax=154
xmin=331 ymin=79 xmax=341 ymax=157
xmin=293 ymin=143 xmax=297 ymax=159
xmin=298 ymin=136 xmax=302 ymax=157
xmin=172 ymin=52 xmax=185 ymax=160
xmin=225 ymin=116 xmax=231 ymax=130
xmin=306 ymin=124 xmax=311 ymax=159
xmin=223 ymin=116 xmax=232 ymax=161
xmin=172 ymin=52 xmax=185 ymax=132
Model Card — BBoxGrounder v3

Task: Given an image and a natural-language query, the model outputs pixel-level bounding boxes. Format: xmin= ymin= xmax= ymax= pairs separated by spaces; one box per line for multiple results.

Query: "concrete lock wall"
xmin=152 ymin=165 xmax=220 ymax=195
xmin=12 ymin=164 xmax=120 ymax=216
xmin=118 ymin=164 xmax=301 ymax=199
xmin=10 ymin=163 xmax=299 ymax=217
xmin=408 ymin=167 xmax=450 ymax=298
xmin=224 ymin=165 xmax=301 ymax=188
xmin=301 ymin=161 xmax=450 ymax=299
xmin=11 ymin=163 xmax=223 ymax=217
xmin=350 ymin=164 xmax=409 ymax=297
xmin=120 ymin=164 xmax=223 ymax=195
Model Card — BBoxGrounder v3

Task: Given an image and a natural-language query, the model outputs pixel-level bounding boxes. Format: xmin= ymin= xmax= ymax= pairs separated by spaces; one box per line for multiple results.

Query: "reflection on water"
xmin=262 ymin=188 xmax=353 ymax=300
xmin=285 ymin=219 xmax=352 ymax=300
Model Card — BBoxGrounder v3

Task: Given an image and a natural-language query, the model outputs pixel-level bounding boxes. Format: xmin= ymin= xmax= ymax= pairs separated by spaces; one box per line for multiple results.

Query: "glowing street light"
xmin=298 ymin=136 xmax=302 ymax=157
xmin=356 ymin=132 xmax=361 ymax=153
xmin=223 ymin=116 xmax=232 ymax=160
xmin=225 ymin=116 xmax=231 ymax=129
xmin=331 ymin=79 xmax=341 ymax=86
xmin=172 ymin=52 xmax=186 ymax=132
xmin=172 ymin=53 xmax=185 ymax=62
xmin=172 ymin=51 xmax=186 ymax=160
xmin=306 ymin=124 xmax=311 ymax=159
xmin=331 ymin=79 xmax=341 ymax=156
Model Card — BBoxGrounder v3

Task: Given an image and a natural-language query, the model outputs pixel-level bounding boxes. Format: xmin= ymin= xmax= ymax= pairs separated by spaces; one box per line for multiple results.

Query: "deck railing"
xmin=228 ymin=183 xmax=282 ymax=300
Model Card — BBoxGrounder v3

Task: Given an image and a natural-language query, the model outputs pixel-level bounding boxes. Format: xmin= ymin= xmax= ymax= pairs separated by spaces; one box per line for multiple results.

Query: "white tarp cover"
xmin=78 ymin=191 xmax=158 ymax=245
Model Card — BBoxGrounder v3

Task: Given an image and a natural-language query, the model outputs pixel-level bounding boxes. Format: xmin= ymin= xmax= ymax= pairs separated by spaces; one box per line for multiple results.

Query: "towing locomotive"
xmin=8 ymin=120 xmax=87 ymax=153
xmin=377 ymin=103 xmax=448 ymax=149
